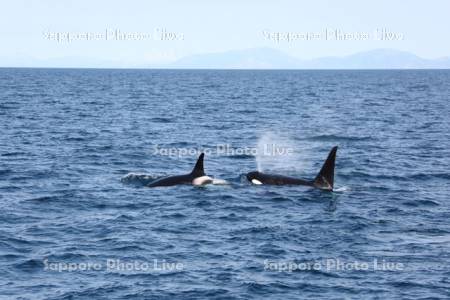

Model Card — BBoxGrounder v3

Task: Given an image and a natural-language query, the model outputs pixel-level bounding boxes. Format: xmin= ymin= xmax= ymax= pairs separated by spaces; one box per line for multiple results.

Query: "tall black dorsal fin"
xmin=191 ymin=153 xmax=205 ymax=177
xmin=313 ymin=146 xmax=338 ymax=191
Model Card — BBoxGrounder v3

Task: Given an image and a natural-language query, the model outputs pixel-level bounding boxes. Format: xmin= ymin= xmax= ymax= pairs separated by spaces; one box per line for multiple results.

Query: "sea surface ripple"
xmin=0 ymin=69 xmax=449 ymax=299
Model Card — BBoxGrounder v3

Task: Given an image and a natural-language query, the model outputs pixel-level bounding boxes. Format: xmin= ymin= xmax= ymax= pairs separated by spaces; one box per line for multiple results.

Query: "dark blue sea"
xmin=1 ymin=68 xmax=449 ymax=299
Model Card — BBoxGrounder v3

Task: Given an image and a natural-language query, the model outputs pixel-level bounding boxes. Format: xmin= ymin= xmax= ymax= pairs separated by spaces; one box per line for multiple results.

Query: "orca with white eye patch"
xmin=246 ymin=146 xmax=338 ymax=191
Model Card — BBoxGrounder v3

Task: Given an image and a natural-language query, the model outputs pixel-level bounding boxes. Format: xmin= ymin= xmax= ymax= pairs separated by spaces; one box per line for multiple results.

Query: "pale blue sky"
xmin=1 ymin=0 xmax=449 ymax=66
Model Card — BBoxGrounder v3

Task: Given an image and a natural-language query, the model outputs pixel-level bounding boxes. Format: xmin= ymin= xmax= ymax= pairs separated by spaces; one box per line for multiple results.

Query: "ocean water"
xmin=1 ymin=68 xmax=449 ymax=299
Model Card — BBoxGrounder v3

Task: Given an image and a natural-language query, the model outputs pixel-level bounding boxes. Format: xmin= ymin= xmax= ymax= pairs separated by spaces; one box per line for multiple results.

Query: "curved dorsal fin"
xmin=313 ymin=146 xmax=338 ymax=191
xmin=190 ymin=153 xmax=205 ymax=177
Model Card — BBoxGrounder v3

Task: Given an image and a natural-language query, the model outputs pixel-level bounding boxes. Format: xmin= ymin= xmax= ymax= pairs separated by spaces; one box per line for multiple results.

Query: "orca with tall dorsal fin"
xmin=246 ymin=146 xmax=338 ymax=191
xmin=147 ymin=153 xmax=214 ymax=187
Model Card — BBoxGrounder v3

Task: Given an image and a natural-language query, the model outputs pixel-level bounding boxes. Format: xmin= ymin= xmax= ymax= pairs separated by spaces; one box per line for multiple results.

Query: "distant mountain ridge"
xmin=171 ymin=48 xmax=450 ymax=69
xmin=171 ymin=48 xmax=300 ymax=69
xmin=2 ymin=48 xmax=450 ymax=69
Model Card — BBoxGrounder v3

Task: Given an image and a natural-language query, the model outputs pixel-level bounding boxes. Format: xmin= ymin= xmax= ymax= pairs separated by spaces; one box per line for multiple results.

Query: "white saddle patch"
xmin=192 ymin=176 xmax=214 ymax=186
xmin=251 ymin=179 xmax=263 ymax=185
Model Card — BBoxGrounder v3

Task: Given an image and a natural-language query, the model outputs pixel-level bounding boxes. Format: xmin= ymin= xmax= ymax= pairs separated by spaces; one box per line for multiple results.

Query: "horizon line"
xmin=1 ymin=67 xmax=450 ymax=71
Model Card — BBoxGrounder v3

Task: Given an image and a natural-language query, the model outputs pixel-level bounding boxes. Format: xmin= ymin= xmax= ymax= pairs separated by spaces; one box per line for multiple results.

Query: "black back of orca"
xmin=147 ymin=153 xmax=205 ymax=187
xmin=246 ymin=146 xmax=338 ymax=191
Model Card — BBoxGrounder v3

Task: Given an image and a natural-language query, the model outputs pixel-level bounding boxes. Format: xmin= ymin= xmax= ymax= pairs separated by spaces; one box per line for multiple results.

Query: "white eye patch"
xmin=251 ymin=179 xmax=263 ymax=185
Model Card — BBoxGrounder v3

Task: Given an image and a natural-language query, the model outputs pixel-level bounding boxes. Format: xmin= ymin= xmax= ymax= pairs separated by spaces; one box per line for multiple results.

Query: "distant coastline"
xmin=1 ymin=48 xmax=450 ymax=70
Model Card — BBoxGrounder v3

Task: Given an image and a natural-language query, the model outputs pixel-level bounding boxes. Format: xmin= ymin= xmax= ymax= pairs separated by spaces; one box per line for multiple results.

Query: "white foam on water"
xmin=212 ymin=178 xmax=229 ymax=185
xmin=333 ymin=186 xmax=350 ymax=193
xmin=121 ymin=173 xmax=156 ymax=185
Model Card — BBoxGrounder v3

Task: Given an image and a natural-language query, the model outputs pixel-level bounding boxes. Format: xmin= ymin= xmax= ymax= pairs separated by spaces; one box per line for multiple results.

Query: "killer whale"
xmin=147 ymin=153 xmax=213 ymax=187
xmin=246 ymin=146 xmax=338 ymax=191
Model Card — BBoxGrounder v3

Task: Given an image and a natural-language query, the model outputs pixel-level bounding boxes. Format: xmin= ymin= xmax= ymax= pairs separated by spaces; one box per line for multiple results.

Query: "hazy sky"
xmin=1 ymin=0 xmax=449 ymax=65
